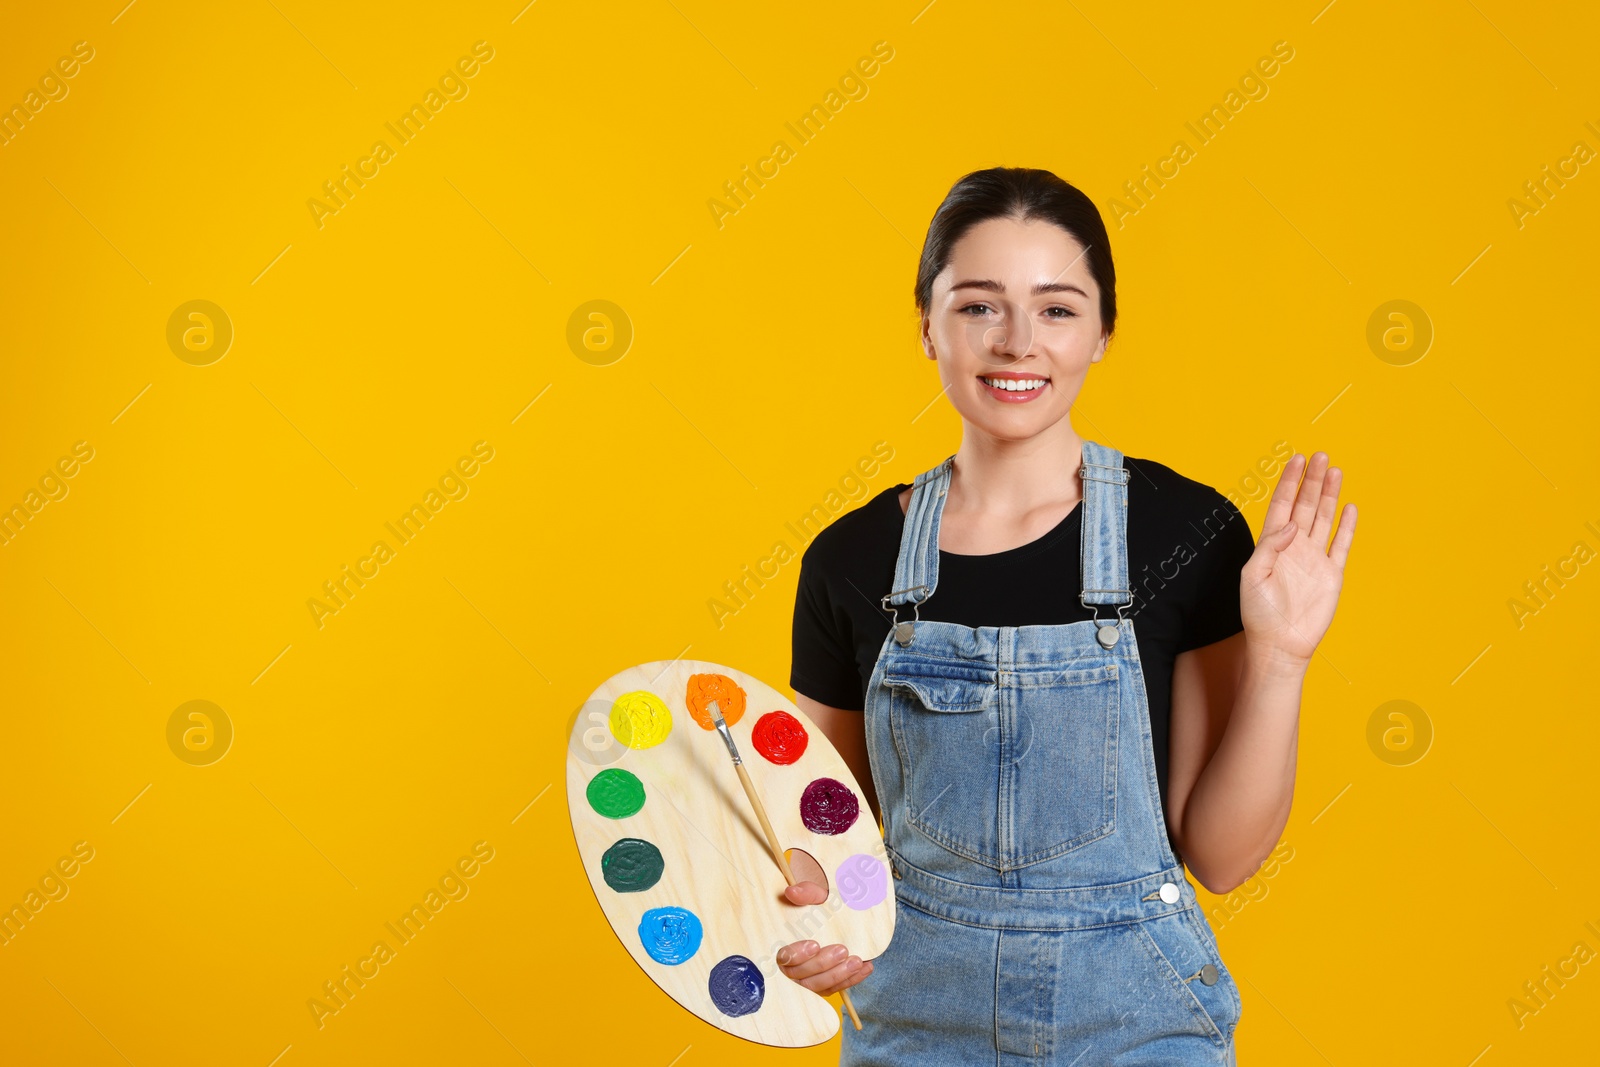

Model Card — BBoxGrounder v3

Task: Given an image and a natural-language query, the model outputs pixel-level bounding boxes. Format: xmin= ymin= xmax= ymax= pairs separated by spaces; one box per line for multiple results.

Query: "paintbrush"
xmin=707 ymin=698 xmax=863 ymax=1031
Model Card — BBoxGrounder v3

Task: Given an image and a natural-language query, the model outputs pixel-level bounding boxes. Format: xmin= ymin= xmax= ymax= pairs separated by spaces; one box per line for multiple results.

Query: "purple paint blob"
xmin=835 ymin=853 xmax=888 ymax=910
xmin=799 ymin=777 xmax=859 ymax=835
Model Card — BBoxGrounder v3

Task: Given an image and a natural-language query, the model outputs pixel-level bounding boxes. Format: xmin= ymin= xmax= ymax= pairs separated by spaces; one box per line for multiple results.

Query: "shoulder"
xmin=1122 ymin=454 xmax=1253 ymax=555
xmin=1124 ymin=455 xmax=1238 ymax=517
xmin=799 ymin=482 xmax=908 ymax=575
xmin=793 ymin=482 xmax=905 ymax=636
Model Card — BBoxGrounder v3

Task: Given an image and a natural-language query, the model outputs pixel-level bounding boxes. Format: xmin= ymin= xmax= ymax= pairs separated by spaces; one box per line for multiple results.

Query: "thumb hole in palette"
xmin=783 ymin=846 xmax=829 ymax=903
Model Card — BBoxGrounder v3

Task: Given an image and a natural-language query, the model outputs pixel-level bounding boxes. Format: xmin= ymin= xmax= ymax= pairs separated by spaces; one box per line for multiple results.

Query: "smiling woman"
xmin=778 ymin=167 xmax=1357 ymax=1065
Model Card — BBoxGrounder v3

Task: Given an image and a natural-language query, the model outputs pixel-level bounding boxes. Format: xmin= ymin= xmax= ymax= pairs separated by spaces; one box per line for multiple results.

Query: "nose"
xmin=971 ymin=306 xmax=1034 ymax=367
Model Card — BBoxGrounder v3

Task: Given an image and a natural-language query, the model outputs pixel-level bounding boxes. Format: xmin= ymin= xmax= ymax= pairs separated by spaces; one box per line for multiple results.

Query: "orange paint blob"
xmin=686 ymin=673 xmax=747 ymax=730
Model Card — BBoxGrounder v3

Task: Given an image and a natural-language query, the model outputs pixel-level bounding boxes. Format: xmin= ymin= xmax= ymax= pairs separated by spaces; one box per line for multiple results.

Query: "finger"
xmin=1310 ymin=465 xmax=1342 ymax=546
xmin=776 ymin=940 xmax=820 ymax=970
xmin=783 ymin=942 xmax=850 ymax=982
xmin=833 ymin=959 xmax=875 ymax=993
xmin=798 ymin=954 xmax=863 ymax=994
xmin=1261 ymin=453 xmax=1304 ymax=535
xmin=1290 ymin=452 xmax=1329 ymax=534
xmin=799 ymin=955 xmax=871 ymax=995
xmin=1328 ymin=503 xmax=1357 ymax=568
xmin=783 ymin=880 xmax=827 ymax=906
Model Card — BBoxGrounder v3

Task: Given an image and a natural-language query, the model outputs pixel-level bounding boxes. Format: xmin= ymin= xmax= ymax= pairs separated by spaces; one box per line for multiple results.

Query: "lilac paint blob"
xmin=834 ymin=853 xmax=889 ymax=910
xmin=799 ymin=777 xmax=860 ymax=835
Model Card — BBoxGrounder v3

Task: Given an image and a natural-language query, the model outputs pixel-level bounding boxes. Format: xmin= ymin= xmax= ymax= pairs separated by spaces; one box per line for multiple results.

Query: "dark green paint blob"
xmin=602 ymin=838 xmax=665 ymax=893
xmin=587 ymin=768 xmax=646 ymax=819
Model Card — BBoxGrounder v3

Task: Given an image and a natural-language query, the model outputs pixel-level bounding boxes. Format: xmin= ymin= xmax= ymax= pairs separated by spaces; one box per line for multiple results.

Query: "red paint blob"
xmin=751 ymin=710 xmax=809 ymax=765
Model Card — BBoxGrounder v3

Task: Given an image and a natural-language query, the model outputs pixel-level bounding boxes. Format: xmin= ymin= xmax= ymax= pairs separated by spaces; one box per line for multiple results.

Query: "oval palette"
xmin=565 ymin=659 xmax=896 ymax=1047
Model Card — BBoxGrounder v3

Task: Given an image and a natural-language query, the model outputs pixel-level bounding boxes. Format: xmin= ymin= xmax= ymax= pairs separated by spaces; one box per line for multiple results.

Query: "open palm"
xmin=1239 ymin=452 xmax=1357 ymax=665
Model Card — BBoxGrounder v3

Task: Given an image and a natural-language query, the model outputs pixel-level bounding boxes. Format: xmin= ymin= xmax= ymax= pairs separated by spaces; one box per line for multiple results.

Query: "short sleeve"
xmin=1176 ymin=494 xmax=1256 ymax=653
xmin=790 ymin=552 xmax=867 ymax=711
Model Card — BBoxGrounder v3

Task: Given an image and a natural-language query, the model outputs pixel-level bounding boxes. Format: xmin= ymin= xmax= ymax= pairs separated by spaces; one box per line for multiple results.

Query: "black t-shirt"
xmin=789 ymin=455 xmax=1256 ymax=839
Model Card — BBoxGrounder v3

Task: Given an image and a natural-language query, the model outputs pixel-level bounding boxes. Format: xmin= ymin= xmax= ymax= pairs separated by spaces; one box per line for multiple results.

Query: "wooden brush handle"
xmin=735 ymin=763 xmax=794 ymax=883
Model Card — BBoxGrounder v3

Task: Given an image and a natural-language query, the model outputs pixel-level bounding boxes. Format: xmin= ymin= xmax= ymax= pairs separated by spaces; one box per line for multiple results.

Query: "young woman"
xmin=776 ymin=167 xmax=1356 ymax=1064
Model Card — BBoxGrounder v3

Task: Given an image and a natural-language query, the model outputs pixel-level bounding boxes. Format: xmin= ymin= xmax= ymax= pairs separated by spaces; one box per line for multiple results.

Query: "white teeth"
xmin=982 ymin=377 xmax=1047 ymax=392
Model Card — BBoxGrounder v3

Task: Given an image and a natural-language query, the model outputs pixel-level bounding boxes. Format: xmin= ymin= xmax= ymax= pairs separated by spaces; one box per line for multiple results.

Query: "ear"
xmin=1089 ymin=330 xmax=1109 ymax=363
xmin=919 ymin=313 xmax=937 ymax=360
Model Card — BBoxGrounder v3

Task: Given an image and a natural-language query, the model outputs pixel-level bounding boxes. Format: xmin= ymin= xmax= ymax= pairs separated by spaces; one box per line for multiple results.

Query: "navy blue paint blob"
xmin=708 ymin=954 xmax=766 ymax=1017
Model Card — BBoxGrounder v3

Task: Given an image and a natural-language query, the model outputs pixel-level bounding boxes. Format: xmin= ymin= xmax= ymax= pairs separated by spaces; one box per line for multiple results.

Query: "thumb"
xmin=783 ymin=880 xmax=827 ymax=906
xmin=1249 ymin=520 xmax=1297 ymax=571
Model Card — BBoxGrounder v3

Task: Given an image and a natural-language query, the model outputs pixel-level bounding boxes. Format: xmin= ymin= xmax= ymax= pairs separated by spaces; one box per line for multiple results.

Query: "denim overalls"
xmin=840 ymin=442 xmax=1242 ymax=1065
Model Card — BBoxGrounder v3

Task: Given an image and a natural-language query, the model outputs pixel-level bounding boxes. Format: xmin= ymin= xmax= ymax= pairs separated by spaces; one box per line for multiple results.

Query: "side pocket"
xmin=1181 ymin=905 xmax=1242 ymax=1034
xmin=1134 ymin=912 xmax=1237 ymax=1047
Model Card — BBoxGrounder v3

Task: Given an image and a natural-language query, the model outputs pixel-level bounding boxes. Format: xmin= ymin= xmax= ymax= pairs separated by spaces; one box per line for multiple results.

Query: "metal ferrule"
xmin=713 ymin=721 xmax=742 ymax=765
xmin=708 ymin=700 xmax=743 ymax=764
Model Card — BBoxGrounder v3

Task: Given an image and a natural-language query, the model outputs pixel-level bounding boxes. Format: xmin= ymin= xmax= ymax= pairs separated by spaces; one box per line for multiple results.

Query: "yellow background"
xmin=2 ymin=0 xmax=1597 ymax=1063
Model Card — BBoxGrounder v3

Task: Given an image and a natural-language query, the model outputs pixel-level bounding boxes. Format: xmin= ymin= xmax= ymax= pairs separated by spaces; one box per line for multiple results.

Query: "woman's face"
xmin=920 ymin=215 xmax=1107 ymax=441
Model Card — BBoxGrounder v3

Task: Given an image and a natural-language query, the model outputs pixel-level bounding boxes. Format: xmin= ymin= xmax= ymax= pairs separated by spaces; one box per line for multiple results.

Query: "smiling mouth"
xmin=979 ymin=374 xmax=1050 ymax=400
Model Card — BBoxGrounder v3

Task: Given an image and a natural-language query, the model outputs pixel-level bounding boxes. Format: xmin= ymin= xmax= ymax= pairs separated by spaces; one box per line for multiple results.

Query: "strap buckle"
xmin=1079 ymin=592 xmax=1132 ymax=648
xmin=882 ymin=584 xmax=929 ymax=646
xmin=1079 ymin=461 xmax=1130 ymax=485
xmin=880 ymin=584 xmax=930 ymax=612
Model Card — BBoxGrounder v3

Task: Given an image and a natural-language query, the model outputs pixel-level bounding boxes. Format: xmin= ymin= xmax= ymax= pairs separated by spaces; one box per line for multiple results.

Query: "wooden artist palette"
xmin=565 ymin=659 xmax=895 ymax=1047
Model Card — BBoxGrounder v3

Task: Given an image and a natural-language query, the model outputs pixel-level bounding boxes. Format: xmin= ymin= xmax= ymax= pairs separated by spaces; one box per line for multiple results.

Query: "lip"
xmin=978 ymin=372 xmax=1050 ymax=403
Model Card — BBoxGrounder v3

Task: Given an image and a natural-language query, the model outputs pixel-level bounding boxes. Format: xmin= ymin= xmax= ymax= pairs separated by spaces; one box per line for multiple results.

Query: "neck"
xmin=948 ymin=418 xmax=1085 ymax=518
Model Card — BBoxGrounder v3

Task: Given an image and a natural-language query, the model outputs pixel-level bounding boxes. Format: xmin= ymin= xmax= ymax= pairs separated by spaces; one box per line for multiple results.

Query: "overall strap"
xmin=1078 ymin=440 xmax=1132 ymax=608
xmin=883 ymin=456 xmax=954 ymax=616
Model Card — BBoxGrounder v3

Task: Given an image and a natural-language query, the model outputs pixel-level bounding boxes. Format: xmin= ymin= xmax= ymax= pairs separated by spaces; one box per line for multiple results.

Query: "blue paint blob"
xmin=708 ymin=954 xmax=766 ymax=1017
xmin=637 ymin=906 xmax=703 ymax=966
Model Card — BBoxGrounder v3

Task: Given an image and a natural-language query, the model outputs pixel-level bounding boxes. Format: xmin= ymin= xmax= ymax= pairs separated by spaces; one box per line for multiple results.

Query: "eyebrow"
xmin=951 ymin=278 xmax=1089 ymax=298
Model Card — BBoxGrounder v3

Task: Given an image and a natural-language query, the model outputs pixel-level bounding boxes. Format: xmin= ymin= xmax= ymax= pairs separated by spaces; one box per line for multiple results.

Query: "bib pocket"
xmin=884 ymin=660 xmax=1119 ymax=868
xmin=884 ymin=663 xmax=1003 ymax=866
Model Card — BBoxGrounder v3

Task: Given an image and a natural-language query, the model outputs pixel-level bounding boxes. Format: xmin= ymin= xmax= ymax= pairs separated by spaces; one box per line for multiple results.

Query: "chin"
xmin=957 ymin=404 xmax=1070 ymax=441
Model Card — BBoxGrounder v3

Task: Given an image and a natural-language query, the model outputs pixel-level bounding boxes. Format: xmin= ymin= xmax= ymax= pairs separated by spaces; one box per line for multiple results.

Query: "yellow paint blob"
xmin=610 ymin=690 xmax=673 ymax=749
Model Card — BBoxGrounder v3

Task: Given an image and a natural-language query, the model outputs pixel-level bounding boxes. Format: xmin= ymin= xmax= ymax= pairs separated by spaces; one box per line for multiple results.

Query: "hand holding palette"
xmin=565 ymin=659 xmax=895 ymax=1047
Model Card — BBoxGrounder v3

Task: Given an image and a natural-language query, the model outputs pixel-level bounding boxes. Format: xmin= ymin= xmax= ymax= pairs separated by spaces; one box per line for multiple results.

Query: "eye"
xmin=1045 ymin=306 xmax=1077 ymax=319
xmin=958 ymin=303 xmax=995 ymax=316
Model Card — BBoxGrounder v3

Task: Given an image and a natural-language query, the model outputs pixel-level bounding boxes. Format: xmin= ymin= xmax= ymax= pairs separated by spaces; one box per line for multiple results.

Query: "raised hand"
xmin=1239 ymin=452 xmax=1357 ymax=668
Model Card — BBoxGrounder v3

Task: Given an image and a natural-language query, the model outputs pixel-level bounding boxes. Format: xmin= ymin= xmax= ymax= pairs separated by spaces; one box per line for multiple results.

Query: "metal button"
xmin=1096 ymin=624 xmax=1119 ymax=649
xmin=1199 ymin=964 xmax=1219 ymax=986
xmin=1158 ymin=882 xmax=1180 ymax=904
xmin=894 ymin=621 xmax=915 ymax=646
